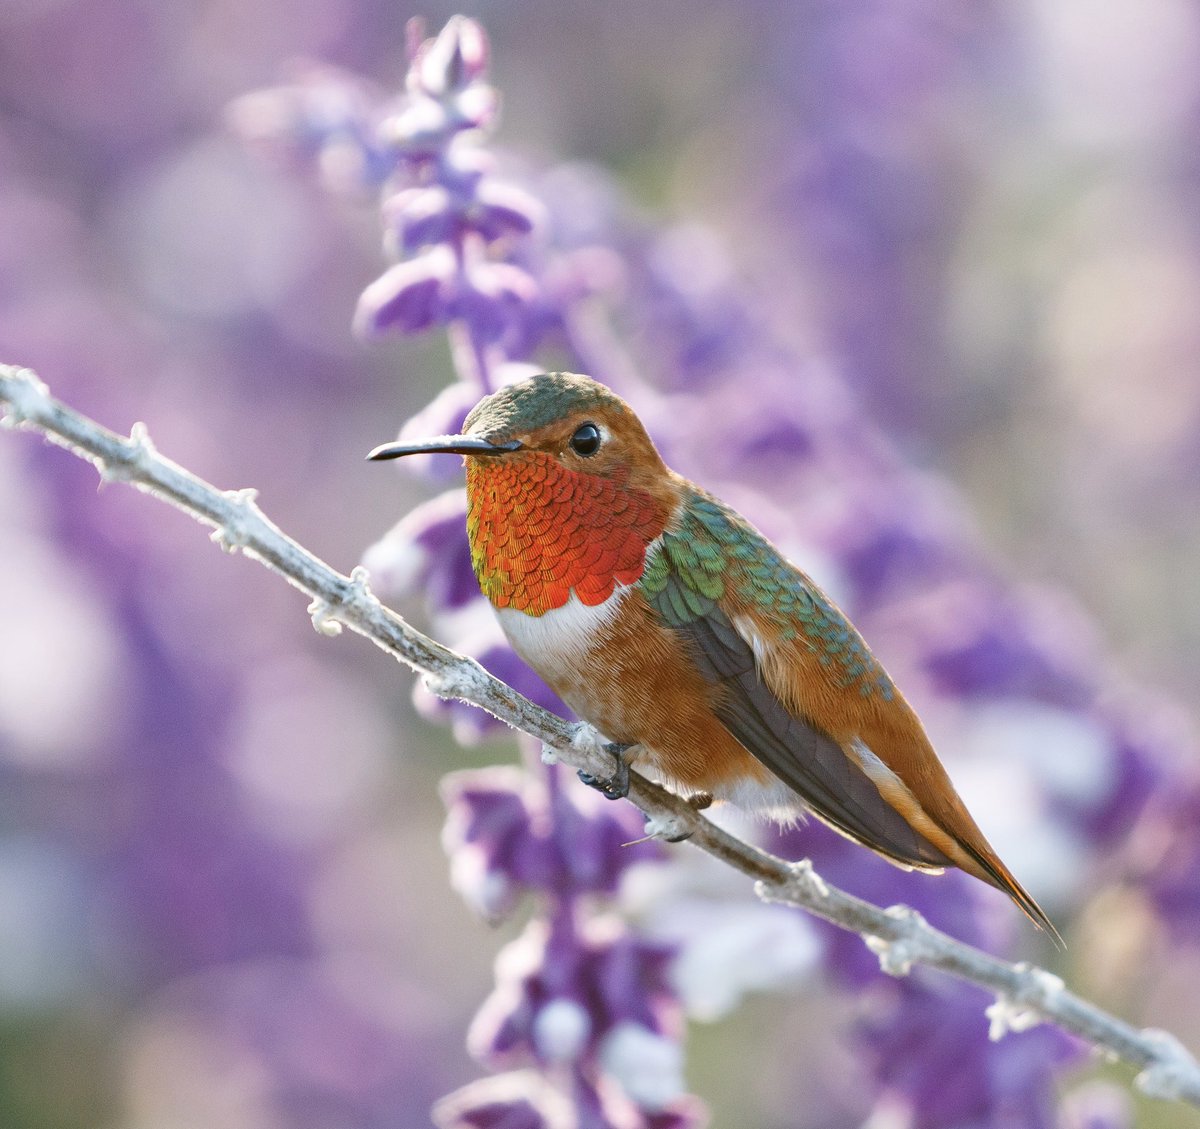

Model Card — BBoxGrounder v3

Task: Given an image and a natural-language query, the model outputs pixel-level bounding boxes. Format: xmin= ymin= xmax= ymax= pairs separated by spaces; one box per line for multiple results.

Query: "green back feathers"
xmin=640 ymin=490 xmax=895 ymax=700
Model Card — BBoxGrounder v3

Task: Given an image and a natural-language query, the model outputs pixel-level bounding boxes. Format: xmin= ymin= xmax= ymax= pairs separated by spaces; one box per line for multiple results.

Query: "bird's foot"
xmin=577 ymin=742 xmax=632 ymax=801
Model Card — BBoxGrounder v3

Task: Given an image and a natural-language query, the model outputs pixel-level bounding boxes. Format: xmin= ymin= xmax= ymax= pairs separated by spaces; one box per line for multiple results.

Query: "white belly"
xmin=495 ymin=585 xmax=629 ymax=670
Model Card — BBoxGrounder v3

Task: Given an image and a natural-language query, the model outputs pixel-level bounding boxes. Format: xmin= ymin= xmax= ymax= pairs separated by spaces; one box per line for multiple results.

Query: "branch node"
xmin=540 ymin=744 xmax=559 ymax=765
xmin=307 ymin=568 xmax=375 ymax=636
xmin=1135 ymin=1029 xmax=1200 ymax=1102
xmin=985 ymin=966 xmax=1061 ymax=1040
xmin=754 ymin=859 xmax=828 ymax=911
xmin=99 ymin=421 xmax=156 ymax=485
xmin=210 ymin=487 xmax=261 ymax=552
xmin=0 ymin=366 xmax=51 ymax=427
xmin=864 ymin=905 xmax=933 ymax=978
xmin=307 ymin=596 xmax=345 ymax=637
xmin=424 ymin=660 xmax=489 ymax=702
xmin=790 ymin=858 xmax=829 ymax=898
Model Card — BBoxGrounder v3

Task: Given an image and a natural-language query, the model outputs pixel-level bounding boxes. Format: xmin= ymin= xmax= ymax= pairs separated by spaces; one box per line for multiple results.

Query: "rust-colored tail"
xmin=955 ymin=838 xmax=1064 ymax=948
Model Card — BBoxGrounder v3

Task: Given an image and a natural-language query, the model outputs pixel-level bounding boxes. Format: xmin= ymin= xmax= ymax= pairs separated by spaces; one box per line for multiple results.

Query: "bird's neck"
xmin=466 ymin=452 xmax=673 ymax=616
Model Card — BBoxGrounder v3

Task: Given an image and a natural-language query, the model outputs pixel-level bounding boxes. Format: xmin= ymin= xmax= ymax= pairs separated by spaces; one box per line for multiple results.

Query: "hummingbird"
xmin=369 ymin=372 xmax=1059 ymax=942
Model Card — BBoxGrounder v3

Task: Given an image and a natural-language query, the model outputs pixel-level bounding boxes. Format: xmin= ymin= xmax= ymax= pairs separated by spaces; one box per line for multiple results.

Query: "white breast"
xmin=496 ymin=585 xmax=629 ymax=669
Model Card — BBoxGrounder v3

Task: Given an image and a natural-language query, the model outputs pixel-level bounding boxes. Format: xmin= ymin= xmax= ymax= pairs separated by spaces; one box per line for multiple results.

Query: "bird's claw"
xmin=577 ymin=742 xmax=632 ymax=800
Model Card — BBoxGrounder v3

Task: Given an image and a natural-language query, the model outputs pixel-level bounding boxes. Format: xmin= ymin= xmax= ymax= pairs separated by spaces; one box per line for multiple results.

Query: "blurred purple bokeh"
xmin=3 ymin=2 xmax=1200 ymax=1128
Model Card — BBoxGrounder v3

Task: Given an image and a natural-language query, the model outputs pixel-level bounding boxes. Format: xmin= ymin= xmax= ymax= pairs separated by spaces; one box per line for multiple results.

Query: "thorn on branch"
xmin=307 ymin=566 xmax=374 ymax=636
xmin=985 ymin=963 xmax=1064 ymax=1041
xmin=864 ymin=906 xmax=934 ymax=978
xmin=97 ymin=421 xmax=156 ymax=485
xmin=210 ymin=487 xmax=261 ymax=552
xmin=308 ymin=596 xmax=345 ymax=636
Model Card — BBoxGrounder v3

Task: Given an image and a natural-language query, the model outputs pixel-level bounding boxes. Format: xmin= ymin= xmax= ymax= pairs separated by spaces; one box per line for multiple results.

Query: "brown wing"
xmin=656 ymin=594 xmax=957 ymax=871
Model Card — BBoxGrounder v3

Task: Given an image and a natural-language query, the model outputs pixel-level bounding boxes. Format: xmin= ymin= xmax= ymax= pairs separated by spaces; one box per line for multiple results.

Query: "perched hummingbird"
xmin=369 ymin=372 xmax=1059 ymax=942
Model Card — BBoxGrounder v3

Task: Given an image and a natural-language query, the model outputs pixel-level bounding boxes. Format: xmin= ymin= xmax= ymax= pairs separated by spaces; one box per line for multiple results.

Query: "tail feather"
xmin=958 ymin=840 xmax=1065 ymax=949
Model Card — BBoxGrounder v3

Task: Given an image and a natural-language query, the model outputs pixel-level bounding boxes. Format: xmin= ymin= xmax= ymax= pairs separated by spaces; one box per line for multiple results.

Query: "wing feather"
xmin=656 ymin=588 xmax=954 ymax=871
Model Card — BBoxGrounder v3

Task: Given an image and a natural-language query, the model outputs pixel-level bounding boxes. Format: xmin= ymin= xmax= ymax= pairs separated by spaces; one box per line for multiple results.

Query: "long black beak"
xmin=366 ymin=435 xmax=523 ymax=461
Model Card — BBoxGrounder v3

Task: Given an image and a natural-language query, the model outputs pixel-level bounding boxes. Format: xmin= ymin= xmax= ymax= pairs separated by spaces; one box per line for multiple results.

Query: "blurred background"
xmin=2 ymin=0 xmax=1200 ymax=1126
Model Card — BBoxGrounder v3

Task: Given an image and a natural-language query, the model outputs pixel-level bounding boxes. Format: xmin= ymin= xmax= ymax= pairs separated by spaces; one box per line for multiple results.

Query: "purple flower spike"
xmin=408 ymin=16 xmax=491 ymax=101
xmin=467 ymin=910 xmax=682 ymax=1112
xmin=354 ymin=246 xmax=455 ymax=336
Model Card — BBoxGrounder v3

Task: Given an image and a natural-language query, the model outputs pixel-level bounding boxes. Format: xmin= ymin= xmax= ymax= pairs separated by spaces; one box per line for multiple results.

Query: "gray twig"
xmin=3 ymin=362 xmax=1198 ymax=1107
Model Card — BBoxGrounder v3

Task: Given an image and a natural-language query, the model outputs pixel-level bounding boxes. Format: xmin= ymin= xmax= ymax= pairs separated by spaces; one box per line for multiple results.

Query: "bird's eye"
xmin=569 ymin=423 xmax=602 ymax=457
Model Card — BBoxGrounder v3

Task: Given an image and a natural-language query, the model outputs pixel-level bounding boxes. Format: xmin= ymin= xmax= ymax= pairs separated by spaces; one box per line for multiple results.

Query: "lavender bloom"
xmin=467 ymin=911 xmax=677 ymax=1070
xmin=440 ymin=767 xmax=657 ymax=920
xmin=461 ymin=910 xmax=700 ymax=1127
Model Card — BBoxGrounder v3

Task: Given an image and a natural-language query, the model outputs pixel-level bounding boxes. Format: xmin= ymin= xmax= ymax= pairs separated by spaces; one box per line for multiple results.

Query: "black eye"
xmin=569 ymin=423 xmax=602 ymax=457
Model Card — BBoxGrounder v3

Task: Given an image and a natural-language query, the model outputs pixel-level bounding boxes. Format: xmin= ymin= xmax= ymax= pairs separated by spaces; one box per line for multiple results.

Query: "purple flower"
xmin=384 ymin=167 xmax=542 ymax=255
xmin=354 ymin=246 xmax=455 ymax=336
xmin=467 ymin=909 xmax=683 ymax=1113
xmin=400 ymin=16 xmax=497 ymax=141
xmin=440 ymin=766 xmax=658 ymax=920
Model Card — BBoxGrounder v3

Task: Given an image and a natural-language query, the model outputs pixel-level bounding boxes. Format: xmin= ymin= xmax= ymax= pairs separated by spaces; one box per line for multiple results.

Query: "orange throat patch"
xmin=466 ymin=453 xmax=669 ymax=615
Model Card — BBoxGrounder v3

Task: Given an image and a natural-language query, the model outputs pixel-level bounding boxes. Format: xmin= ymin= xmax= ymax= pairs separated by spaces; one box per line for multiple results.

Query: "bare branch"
xmin=3 ymin=362 xmax=1198 ymax=1107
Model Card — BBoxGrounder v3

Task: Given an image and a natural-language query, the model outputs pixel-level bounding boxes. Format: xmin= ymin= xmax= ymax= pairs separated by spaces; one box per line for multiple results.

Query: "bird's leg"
xmin=577 ymin=742 xmax=633 ymax=801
